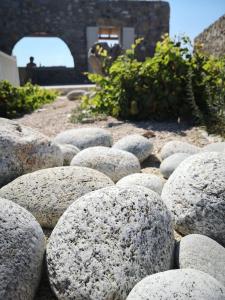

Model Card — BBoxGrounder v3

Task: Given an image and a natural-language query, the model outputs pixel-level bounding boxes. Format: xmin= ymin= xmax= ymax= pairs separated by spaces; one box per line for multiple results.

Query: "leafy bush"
xmin=0 ymin=81 xmax=58 ymax=118
xmin=82 ymin=35 xmax=225 ymax=134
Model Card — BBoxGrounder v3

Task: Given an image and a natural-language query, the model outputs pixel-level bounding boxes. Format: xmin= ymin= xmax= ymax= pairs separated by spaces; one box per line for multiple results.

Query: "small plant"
xmin=82 ymin=35 xmax=225 ymax=135
xmin=0 ymin=81 xmax=58 ymax=118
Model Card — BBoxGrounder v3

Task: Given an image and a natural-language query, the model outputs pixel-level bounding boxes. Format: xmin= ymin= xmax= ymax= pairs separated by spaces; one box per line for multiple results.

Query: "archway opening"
xmin=12 ymin=37 xmax=79 ymax=86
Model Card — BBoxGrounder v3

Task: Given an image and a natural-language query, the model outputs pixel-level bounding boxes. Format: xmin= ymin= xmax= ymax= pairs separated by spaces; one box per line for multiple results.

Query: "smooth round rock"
xmin=160 ymin=153 xmax=190 ymax=179
xmin=47 ymin=186 xmax=174 ymax=300
xmin=161 ymin=152 xmax=225 ymax=246
xmin=71 ymin=146 xmax=141 ymax=182
xmin=176 ymin=234 xmax=225 ymax=286
xmin=53 ymin=127 xmax=113 ymax=150
xmin=160 ymin=141 xmax=200 ymax=160
xmin=126 ymin=269 xmax=225 ymax=300
xmin=0 ymin=166 xmax=114 ymax=228
xmin=0 ymin=118 xmax=63 ymax=188
xmin=67 ymin=89 xmax=86 ymax=101
xmin=0 ymin=198 xmax=45 ymax=300
xmin=202 ymin=142 xmax=225 ymax=152
xmin=113 ymin=134 xmax=153 ymax=163
xmin=58 ymin=143 xmax=80 ymax=165
xmin=117 ymin=173 xmax=164 ymax=195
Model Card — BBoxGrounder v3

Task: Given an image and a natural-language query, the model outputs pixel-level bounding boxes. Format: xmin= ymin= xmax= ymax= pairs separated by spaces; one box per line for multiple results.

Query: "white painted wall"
xmin=0 ymin=51 xmax=20 ymax=86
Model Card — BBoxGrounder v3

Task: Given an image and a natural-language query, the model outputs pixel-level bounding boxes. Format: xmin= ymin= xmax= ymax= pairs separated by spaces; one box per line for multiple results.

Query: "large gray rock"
xmin=0 ymin=166 xmax=114 ymax=229
xmin=57 ymin=143 xmax=80 ymax=165
xmin=161 ymin=152 xmax=225 ymax=246
xmin=66 ymin=89 xmax=86 ymax=101
xmin=113 ymin=134 xmax=153 ymax=163
xmin=53 ymin=127 xmax=113 ymax=150
xmin=176 ymin=234 xmax=225 ymax=287
xmin=160 ymin=153 xmax=191 ymax=179
xmin=0 ymin=198 xmax=45 ymax=300
xmin=126 ymin=269 xmax=225 ymax=300
xmin=202 ymin=142 xmax=225 ymax=152
xmin=160 ymin=140 xmax=200 ymax=160
xmin=71 ymin=146 xmax=141 ymax=182
xmin=47 ymin=186 xmax=174 ymax=300
xmin=0 ymin=118 xmax=63 ymax=188
xmin=117 ymin=173 xmax=164 ymax=195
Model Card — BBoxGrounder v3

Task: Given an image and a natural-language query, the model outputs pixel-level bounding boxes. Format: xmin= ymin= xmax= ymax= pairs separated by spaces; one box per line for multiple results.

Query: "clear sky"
xmin=13 ymin=0 xmax=225 ymax=67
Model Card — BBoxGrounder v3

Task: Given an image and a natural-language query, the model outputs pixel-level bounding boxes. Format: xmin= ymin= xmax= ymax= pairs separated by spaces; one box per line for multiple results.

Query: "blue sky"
xmin=13 ymin=0 xmax=225 ymax=67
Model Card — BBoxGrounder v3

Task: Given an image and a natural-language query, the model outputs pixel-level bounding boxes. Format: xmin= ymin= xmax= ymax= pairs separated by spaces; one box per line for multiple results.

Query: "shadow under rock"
xmin=141 ymin=154 xmax=161 ymax=169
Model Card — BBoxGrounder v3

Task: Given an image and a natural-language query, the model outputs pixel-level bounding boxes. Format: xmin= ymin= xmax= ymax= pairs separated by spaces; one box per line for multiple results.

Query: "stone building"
xmin=0 ymin=0 xmax=170 ymax=84
xmin=195 ymin=14 xmax=225 ymax=57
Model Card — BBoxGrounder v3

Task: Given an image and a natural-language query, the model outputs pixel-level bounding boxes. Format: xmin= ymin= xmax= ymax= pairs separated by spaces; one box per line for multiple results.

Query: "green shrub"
xmin=0 ymin=81 xmax=58 ymax=118
xmin=82 ymin=35 xmax=225 ymax=133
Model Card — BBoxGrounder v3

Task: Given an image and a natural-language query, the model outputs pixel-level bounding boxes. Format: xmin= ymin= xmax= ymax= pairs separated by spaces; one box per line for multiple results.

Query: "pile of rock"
xmin=0 ymin=117 xmax=224 ymax=299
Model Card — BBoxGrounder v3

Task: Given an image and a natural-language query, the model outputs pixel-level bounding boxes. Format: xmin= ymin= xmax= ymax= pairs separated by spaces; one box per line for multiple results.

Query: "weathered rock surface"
xmin=113 ymin=134 xmax=153 ymax=162
xmin=117 ymin=173 xmax=164 ymax=195
xmin=71 ymin=146 xmax=141 ymax=182
xmin=176 ymin=234 xmax=225 ymax=286
xmin=53 ymin=127 xmax=113 ymax=150
xmin=161 ymin=152 xmax=225 ymax=246
xmin=0 ymin=166 xmax=114 ymax=228
xmin=160 ymin=140 xmax=200 ymax=160
xmin=66 ymin=89 xmax=86 ymax=101
xmin=202 ymin=142 xmax=225 ymax=152
xmin=160 ymin=153 xmax=190 ymax=179
xmin=0 ymin=198 xmax=45 ymax=300
xmin=0 ymin=118 xmax=63 ymax=187
xmin=47 ymin=186 xmax=174 ymax=300
xmin=126 ymin=269 xmax=225 ymax=300
xmin=57 ymin=144 xmax=80 ymax=165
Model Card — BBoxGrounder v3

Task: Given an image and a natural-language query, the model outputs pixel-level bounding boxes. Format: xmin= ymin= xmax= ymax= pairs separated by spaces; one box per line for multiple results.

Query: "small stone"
xmin=113 ymin=134 xmax=153 ymax=162
xmin=160 ymin=141 xmax=200 ymax=160
xmin=126 ymin=269 xmax=225 ymax=300
xmin=161 ymin=152 xmax=225 ymax=246
xmin=160 ymin=153 xmax=190 ymax=179
xmin=202 ymin=142 xmax=225 ymax=152
xmin=176 ymin=234 xmax=225 ymax=287
xmin=0 ymin=166 xmax=114 ymax=228
xmin=66 ymin=89 xmax=86 ymax=101
xmin=116 ymin=173 xmax=164 ymax=195
xmin=47 ymin=186 xmax=174 ymax=300
xmin=0 ymin=198 xmax=45 ymax=300
xmin=0 ymin=118 xmax=63 ymax=188
xmin=57 ymin=144 xmax=80 ymax=165
xmin=71 ymin=146 xmax=141 ymax=182
xmin=53 ymin=127 xmax=113 ymax=150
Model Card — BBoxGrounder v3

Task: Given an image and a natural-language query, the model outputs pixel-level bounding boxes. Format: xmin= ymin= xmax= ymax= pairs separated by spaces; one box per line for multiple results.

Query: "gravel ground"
xmin=14 ymin=96 xmax=222 ymax=299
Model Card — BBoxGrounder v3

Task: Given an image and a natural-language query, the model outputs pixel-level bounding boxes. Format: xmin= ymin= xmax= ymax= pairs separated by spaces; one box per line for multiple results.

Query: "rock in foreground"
xmin=126 ymin=269 xmax=225 ymax=300
xmin=0 ymin=198 xmax=45 ymax=300
xmin=0 ymin=118 xmax=63 ymax=187
xmin=71 ymin=146 xmax=141 ymax=182
xmin=162 ymin=152 xmax=225 ymax=246
xmin=47 ymin=186 xmax=174 ymax=300
xmin=160 ymin=153 xmax=190 ymax=179
xmin=0 ymin=166 xmax=114 ymax=228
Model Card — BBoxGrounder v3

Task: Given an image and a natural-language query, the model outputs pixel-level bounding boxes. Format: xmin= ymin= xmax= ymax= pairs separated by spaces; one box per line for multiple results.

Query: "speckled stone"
xmin=71 ymin=146 xmax=141 ymax=182
xmin=160 ymin=141 xmax=200 ymax=160
xmin=126 ymin=269 xmax=225 ymax=300
xmin=113 ymin=134 xmax=153 ymax=162
xmin=116 ymin=173 xmax=164 ymax=195
xmin=202 ymin=142 xmax=225 ymax=152
xmin=0 ymin=166 xmax=114 ymax=229
xmin=176 ymin=234 xmax=225 ymax=286
xmin=0 ymin=118 xmax=63 ymax=188
xmin=161 ymin=152 xmax=225 ymax=246
xmin=53 ymin=127 xmax=113 ymax=150
xmin=160 ymin=153 xmax=191 ymax=179
xmin=0 ymin=198 xmax=45 ymax=300
xmin=57 ymin=144 xmax=80 ymax=165
xmin=47 ymin=186 xmax=174 ymax=300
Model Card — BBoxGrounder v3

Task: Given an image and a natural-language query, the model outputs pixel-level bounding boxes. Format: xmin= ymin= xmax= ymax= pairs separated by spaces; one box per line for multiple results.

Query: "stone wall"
xmin=0 ymin=51 xmax=20 ymax=86
xmin=0 ymin=0 xmax=170 ymax=83
xmin=195 ymin=14 xmax=225 ymax=57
